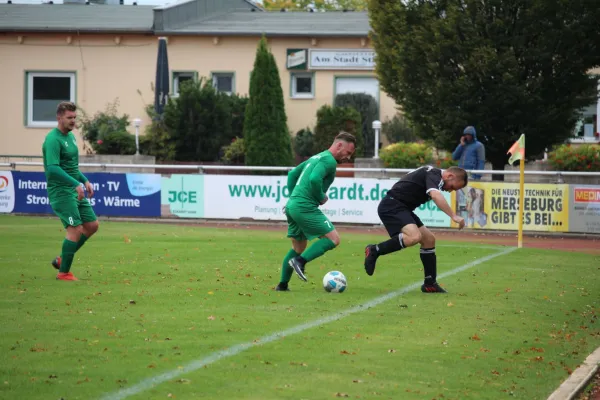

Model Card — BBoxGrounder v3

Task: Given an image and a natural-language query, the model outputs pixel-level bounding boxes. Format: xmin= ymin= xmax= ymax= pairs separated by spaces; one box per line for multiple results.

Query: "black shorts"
xmin=377 ymin=195 xmax=423 ymax=237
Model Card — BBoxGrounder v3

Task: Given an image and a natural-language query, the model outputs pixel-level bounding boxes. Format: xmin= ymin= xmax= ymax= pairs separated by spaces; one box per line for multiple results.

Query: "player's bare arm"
xmin=429 ymin=190 xmax=465 ymax=229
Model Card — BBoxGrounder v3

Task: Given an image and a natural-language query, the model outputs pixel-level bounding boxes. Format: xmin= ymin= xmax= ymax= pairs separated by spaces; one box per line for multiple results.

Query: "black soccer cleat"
xmin=275 ymin=283 xmax=290 ymax=292
xmin=421 ymin=282 xmax=447 ymax=293
xmin=364 ymin=245 xmax=379 ymax=276
xmin=289 ymin=256 xmax=307 ymax=282
xmin=51 ymin=256 xmax=61 ymax=270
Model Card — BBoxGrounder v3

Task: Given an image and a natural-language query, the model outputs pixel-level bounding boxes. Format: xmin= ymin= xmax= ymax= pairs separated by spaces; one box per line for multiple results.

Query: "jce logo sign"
xmin=168 ymin=191 xmax=197 ymax=203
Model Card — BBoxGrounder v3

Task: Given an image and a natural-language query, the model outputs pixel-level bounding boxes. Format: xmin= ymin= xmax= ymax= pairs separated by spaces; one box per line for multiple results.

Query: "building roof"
xmin=0 ymin=4 xmax=155 ymax=33
xmin=159 ymin=10 xmax=371 ymax=37
xmin=0 ymin=1 xmax=371 ymax=36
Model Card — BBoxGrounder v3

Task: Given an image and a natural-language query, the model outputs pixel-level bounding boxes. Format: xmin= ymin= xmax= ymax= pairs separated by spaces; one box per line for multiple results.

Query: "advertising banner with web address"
xmin=160 ymin=174 xmax=452 ymax=227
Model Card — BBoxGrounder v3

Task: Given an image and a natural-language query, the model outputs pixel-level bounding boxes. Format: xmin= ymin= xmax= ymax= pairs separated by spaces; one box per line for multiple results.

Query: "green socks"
xmin=59 ymin=239 xmax=78 ymax=273
xmin=280 ymin=249 xmax=299 ymax=284
xmin=301 ymin=238 xmax=336 ymax=262
xmin=76 ymin=234 xmax=89 ymax=252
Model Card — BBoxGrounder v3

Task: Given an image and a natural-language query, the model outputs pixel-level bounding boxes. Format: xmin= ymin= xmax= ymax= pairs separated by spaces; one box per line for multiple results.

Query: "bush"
xmin=293 ymin=128 xmax=315 ymax=158
xmin=221 ymin=137 xmax=245 ymax=164
xmin=434 ymin=155 xmax=459 ymax=169
xmin=139 ymin=104 xmax=176 ymax=161
xmin=380 ymin=142 xmax=433 ymax=168
xmin=228 ymin=93 xmax=248 ymax=140
xmin=334 ymin=93 xmax=378 ymax=157
xmin=548 ymin=144 xmax=600 ymax=171
xmin=94 ymin=130 xmax=136 ymax=155
xmin=79 ymin=99 xmax=132 ymax=155
xmin=163 ymin=78 xmax=233 ymax=162
xmin=383 ymin=113 xmax=419 ymax=143
xmin=313 ymin=105 xmax=364 ymax=159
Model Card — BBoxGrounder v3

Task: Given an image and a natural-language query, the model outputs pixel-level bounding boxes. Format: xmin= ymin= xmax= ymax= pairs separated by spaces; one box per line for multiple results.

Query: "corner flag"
xmin=507 ymin=134 xmax=525 ymax=165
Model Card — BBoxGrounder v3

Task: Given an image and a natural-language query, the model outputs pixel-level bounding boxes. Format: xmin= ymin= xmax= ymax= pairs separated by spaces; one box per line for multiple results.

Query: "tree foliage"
xmin=382 ymin=113 xmax=419 ymax=144
xmin=163 ymin=78 xmax=232 ymax=162
xmin=140 ymin=104 xmax=176 ymax=161
xmin=369 ymin=0 xmax=600 ymax=179
xmin=293 ymin=128 xmax=316 ymax=159
xmin=334 ymin=92 xmax=378 ymax=157
xmin=262 ymin=0 xmax=367 ymax=11
xmin=313 ymin=105 xmax=363 ymax=159
xmin=244 ymin=35 xmax=293 ymax=167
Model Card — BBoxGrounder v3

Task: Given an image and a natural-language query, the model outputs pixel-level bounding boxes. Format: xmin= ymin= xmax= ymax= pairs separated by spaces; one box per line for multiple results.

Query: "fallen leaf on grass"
xmin=447 ymin=302 xmax=454 ymax=307
xmin=207 ymin=316 xmax=215 ymax=320
xmin=470 ymin=334 xmax=481 ymax=341
xmin=335 ymin=393 xmax=349 ymax=398
xmin=388 ymin=349 xmax=396 ymax=353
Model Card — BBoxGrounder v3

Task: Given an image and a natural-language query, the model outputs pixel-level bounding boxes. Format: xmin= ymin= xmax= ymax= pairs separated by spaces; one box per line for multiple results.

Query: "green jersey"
xmin=42 ymin=128 xmax=84 ymax=200
xmin=287 ymin=150 xmax=337 ymax=207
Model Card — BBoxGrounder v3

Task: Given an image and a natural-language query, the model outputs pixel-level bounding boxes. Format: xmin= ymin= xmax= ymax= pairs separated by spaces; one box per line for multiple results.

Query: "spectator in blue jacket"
xmin=452 ymin=126 xmax=486 ymax=180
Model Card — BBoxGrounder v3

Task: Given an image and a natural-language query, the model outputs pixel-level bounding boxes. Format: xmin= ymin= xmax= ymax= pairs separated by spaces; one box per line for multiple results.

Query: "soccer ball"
xmin=322 ymin=271 xmax=347 ymax=293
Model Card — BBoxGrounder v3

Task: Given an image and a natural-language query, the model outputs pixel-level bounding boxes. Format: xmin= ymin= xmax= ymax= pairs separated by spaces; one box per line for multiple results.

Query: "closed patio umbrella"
xmin=154 ymin=37 xmax=170 ymax=118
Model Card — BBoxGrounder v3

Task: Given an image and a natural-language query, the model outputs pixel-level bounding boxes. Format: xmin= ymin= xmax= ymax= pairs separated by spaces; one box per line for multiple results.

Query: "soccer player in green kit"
xmin=42 ymin=102 xmax=99 ymax=281
xmin=275 ymin=131 xmax=356 ymax=291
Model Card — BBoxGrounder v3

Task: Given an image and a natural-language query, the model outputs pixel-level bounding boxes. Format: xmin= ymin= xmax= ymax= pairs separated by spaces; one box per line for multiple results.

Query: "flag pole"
xmin=517 ymin=156 xmax=525 ymax=248
xmin=507 ymin=133 xmax=526 ymax=249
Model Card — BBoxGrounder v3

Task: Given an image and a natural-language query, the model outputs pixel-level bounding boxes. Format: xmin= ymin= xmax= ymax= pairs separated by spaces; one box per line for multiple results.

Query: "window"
xmin=334 ymin=76 xmax=379 ymax=104
xmin=212 ymin=72 xmax=235 ymax=94
xmin=291 ymin=72 xmax=314 ymax=99
xmin=172 ymin=72 xmax=196 ymax=96
xmin=26 ymin=72 xmax=75 ymax=127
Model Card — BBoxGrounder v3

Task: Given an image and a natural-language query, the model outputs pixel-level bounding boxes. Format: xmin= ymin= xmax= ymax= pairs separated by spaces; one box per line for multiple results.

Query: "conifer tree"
xmin=244 ymin=35 xmax=293 ymax=167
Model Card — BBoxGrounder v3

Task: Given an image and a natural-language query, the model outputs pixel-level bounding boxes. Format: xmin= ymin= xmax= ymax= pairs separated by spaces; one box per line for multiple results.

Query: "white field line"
xmin=100 ymin=247 xmax=517 ymax=400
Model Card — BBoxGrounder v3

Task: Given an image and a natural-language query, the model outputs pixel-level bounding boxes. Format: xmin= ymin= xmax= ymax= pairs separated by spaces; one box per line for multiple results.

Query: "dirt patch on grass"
xmin=116 ymin=218 xmax=600 ymax=255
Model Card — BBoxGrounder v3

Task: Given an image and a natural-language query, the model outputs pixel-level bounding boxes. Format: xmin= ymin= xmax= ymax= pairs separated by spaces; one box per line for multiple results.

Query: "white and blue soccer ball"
xmin=323 ymin=271 xmax=347 ymax=293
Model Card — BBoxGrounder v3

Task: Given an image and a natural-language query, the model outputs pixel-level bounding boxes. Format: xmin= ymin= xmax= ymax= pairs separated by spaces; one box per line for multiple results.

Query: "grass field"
xmin=0 ymin=215 xmax=598 ymax=400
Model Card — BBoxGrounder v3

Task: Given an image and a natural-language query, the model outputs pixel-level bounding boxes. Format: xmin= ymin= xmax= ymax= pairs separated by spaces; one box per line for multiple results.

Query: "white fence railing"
xmin=3 ymin=161 xmax=600 ymax=177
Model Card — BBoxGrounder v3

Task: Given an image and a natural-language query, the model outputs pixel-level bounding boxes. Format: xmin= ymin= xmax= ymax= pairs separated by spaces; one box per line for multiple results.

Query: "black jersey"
xmin=386 ymin=166 xmax=444 ymax=210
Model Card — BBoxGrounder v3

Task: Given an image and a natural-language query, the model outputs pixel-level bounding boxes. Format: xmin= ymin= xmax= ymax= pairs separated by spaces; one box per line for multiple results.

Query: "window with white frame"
xmin=173 ymin=72 xmax=196 ymax=96
xmin=291 ymin=73 xmax=314 ymax=99
xmin=212 ymin=73 xmax=234 ymax=94
xmin=27 ymin=72 xmax=75 ymax=127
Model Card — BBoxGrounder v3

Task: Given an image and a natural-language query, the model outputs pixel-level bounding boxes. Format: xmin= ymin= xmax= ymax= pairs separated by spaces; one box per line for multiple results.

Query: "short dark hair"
xmin=447 ymin=166 xmax=468 ymax=186
xmin=56 ymin=101 xmax=77 ymax=116
xmin=334 ymin=131 xmax=356 ymax=145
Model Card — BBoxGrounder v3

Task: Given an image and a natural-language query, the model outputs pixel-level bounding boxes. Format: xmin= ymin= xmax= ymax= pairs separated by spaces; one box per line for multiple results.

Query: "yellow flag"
xmin=507 ymin=134 xmax=525 ymax=165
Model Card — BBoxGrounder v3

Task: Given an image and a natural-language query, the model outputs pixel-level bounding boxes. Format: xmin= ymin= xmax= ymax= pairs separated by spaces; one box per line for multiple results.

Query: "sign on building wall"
xmin=308 ymin=49 xmax=375 ymax=70
xmin=451 ymin=182 xmax=570 ymax=232
xmin=287 ymin=49 xmax=308 ymax=70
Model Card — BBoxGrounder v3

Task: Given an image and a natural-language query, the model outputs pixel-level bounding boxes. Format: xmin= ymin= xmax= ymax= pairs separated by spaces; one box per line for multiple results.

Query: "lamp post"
xmin=133 ymin=118 xmax=142 ymax=155
xmin=372 ymin=120 xmax=382 ymax=159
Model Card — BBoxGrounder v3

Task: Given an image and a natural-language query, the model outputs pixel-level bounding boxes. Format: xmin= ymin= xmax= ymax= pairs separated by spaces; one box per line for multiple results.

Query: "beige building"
xmin=0 ymin=0 xmax=398 ymax=157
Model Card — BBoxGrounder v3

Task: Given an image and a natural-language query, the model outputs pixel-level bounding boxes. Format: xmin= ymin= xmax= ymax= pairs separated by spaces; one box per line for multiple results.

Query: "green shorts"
xmin=50 ymin=196 xmax=97 ymax=229
xmin=285 ymin=201 xmax=334 ymax=241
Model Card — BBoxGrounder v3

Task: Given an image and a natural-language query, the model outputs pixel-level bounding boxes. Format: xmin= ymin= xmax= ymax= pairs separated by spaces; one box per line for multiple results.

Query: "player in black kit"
xmin=364 ymin=166 xmax=468 ymax=293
